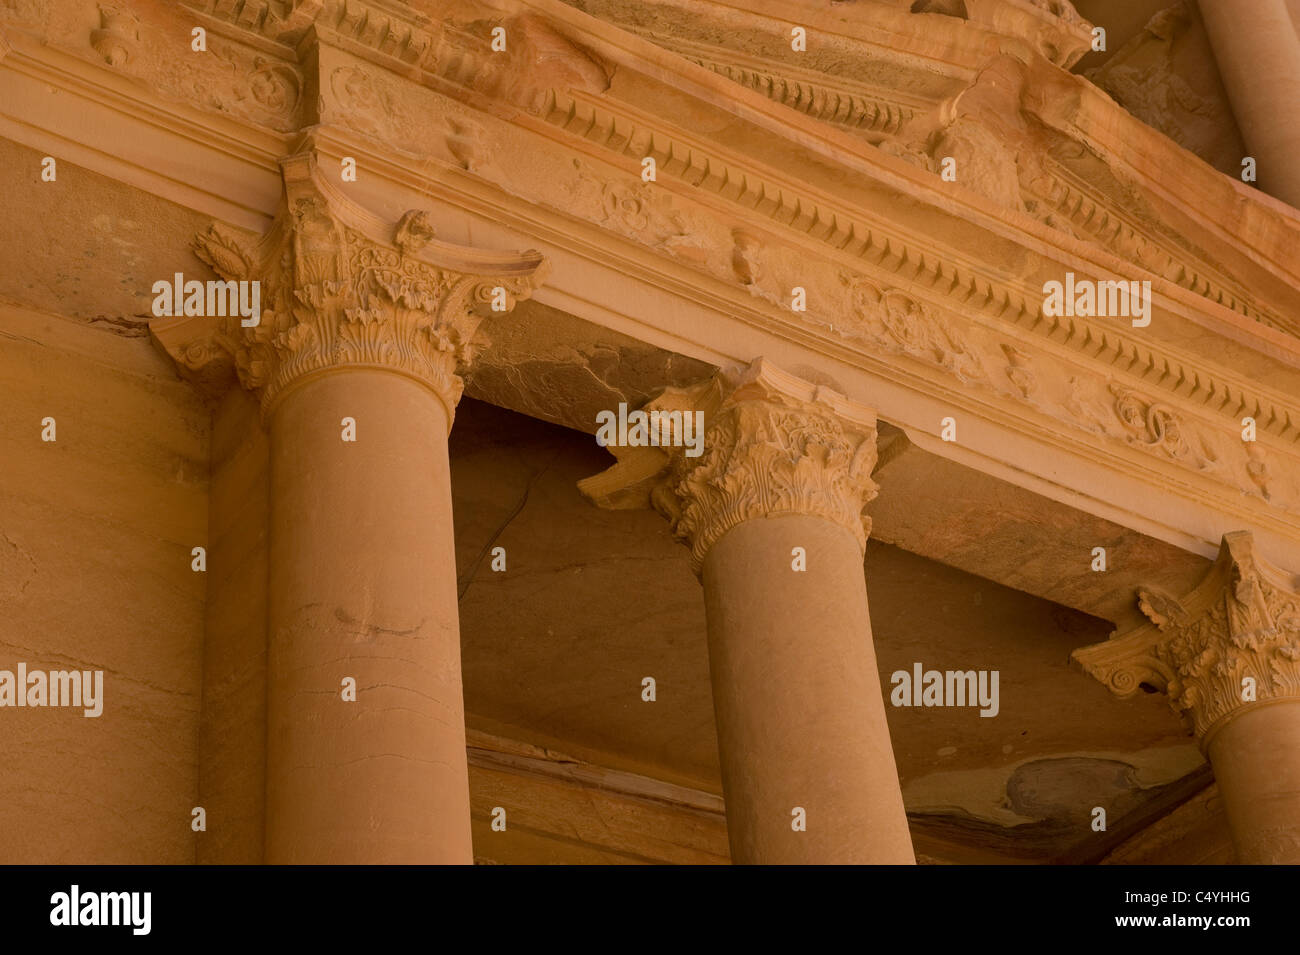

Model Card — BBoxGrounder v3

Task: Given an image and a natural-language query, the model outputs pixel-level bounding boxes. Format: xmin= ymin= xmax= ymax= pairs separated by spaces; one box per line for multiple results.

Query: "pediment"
xmin=555 ymin=0 xmax=1297 ymax=340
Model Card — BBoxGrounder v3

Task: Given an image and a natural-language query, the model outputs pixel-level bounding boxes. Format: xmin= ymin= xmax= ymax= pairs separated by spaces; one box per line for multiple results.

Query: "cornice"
xmin=563 ymin=0 xmax=991 ymax=82
xmin=321 ymin=102 xmax=1300 ymax=547
xmin=1073 ymin=532 xmax=1300 ymax=747
xmin=667 ymin=41 xmax=922 ymax=141
xmin=14 ymin=0 xmax=1291 ymax=340
xmin=660 ymin=51 xmax=1296 ymax=343
xmin=1024 ymin=157 xmax=1289 ymax=337
xmin=179 ymin=0 xmax=435 ymax=53
xmin=544 ymin=0 xmax=1300 ymax=320
xmin=653 ymin=38 xmax=1285 ymax=337
xmin=1023 ymin=54 xmax=1300 ymax=300
xmin=525 ymin=86 xmax=1300 ymax=448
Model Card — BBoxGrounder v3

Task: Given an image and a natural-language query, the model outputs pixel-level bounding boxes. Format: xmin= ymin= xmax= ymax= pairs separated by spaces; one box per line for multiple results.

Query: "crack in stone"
xmin=457 ymin=448 xmax=562 ymax=602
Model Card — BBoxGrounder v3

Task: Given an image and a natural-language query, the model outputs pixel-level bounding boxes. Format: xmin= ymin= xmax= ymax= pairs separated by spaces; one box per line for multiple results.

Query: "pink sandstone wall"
xmin=195 ymin=386 xmax=269 ymax=864
xmin=0 ymin=301 xmax=209 ymax=863
xmin=0 ymin=140 xmax=214 ymax=862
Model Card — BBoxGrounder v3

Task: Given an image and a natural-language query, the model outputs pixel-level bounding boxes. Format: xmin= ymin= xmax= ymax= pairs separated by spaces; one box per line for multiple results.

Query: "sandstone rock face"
xmin=2 ymin=0 xmax=1299 ymax=866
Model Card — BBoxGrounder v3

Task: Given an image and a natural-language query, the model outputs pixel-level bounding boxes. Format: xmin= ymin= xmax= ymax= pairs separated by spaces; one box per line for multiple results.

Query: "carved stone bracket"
xmin=1072 ymin=531 xmax=1300 ymax=743
xmin=149 ymin=151 xmax=549 ymax=423
xmin=965 ymin=0 xmax=1094 ymax=69
xmin=579 ymin=358 xmax=879 ymax=575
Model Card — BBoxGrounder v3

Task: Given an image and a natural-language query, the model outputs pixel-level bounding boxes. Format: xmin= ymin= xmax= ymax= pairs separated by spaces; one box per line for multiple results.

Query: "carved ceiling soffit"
xmin=1072 ymin=532 xmax=1300 ymax=745
xmin=577 ymin=358 xmax=879 ymax=576
xmin=149 ymin=151 xmax=548 ymax=422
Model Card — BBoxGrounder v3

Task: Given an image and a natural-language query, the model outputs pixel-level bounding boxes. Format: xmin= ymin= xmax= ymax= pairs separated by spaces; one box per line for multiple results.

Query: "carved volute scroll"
xmin=579 ymin=358 xmax=879 ymax=575
xmin=149 ymin=152 xmax=549 ymax=423
xmin=1072 ymin=532 xmax=1300 ymax=744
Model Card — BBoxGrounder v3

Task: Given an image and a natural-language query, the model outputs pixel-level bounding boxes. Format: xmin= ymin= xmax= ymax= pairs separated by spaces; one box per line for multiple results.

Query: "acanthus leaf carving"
xmin=193 ymin=222 xmax=256 ymax=281
xmin=159 ymin=152 xmax=548 ymax=423
xmin=1073 ymin=532 xmax=1300 ymax=743
xmin=580 ymin=359 xmax=879 ymax=576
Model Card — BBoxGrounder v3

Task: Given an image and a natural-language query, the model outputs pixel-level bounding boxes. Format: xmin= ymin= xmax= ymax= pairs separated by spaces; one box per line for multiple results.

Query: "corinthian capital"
xmin=579 ymin=358 xmax=879 ymax=574
xmin=150 ymin=152 xmax=548 ymax=422
xmin=1073 ymin=532 xmax=1300 ymax=743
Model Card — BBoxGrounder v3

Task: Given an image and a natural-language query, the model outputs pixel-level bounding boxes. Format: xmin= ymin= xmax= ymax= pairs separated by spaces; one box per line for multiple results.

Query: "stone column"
xmin=581 ymin=359 xmax=915 ymax=864
xmin=1074 ymin=531 xmax=1300 ymax=863
xmin=1198 ymin=0 xmax=1300 ymax=208
xmin=154 ymin=154 xmax=547 ymax=863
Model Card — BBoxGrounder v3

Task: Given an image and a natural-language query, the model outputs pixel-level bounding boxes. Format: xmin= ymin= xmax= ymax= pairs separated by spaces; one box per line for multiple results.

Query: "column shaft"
xmin=160 ymin=158 xmax=547 ymax=864
xmin=1073 ymin=532 xmax=1300 ymax=866
xmin=1206 ymin=702 xmax=1300 ymax=864
xmin=265 ymin=370 xmax=471 ymax=864
xmin=1198 ymin=0 xmax=1300 ymax=207
xmin=702 ymin=515 xmax=914 ymax=864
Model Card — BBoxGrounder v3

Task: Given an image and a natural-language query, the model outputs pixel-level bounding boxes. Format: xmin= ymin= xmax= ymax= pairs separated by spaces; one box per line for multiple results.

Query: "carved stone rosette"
xmin=579 ymin=359 xmax=879 ymax=575
xmin=150 ymin=152 xmax=548 ymax=423
xmin=1073 ymin=532 xmax=1300 ymax=743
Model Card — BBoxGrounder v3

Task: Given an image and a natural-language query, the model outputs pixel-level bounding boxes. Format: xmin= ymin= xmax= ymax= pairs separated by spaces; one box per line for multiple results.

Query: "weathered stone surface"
xmin=3 ymin=0 xmax=1299 ymax=867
